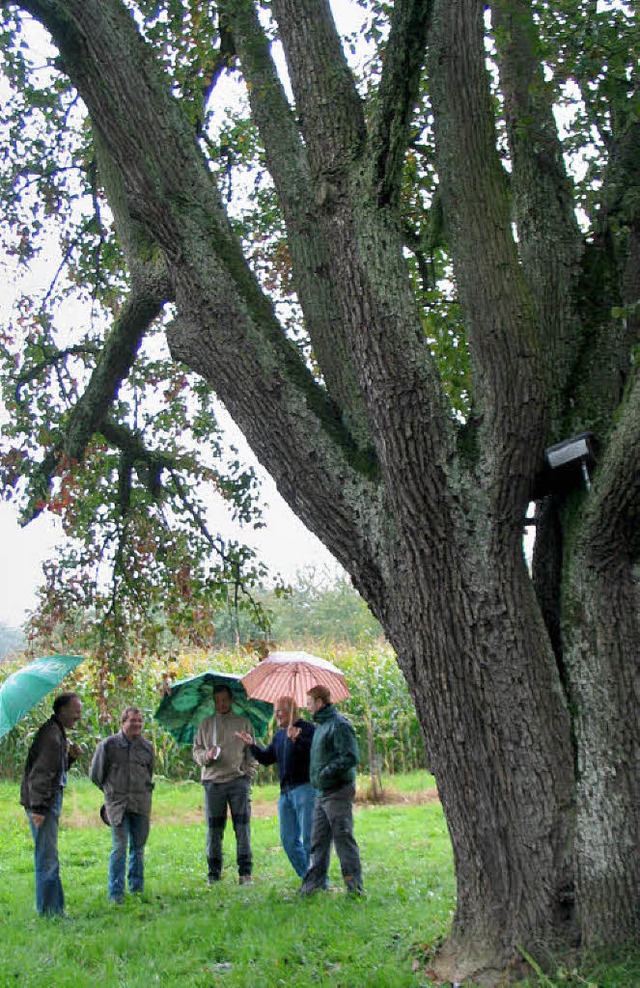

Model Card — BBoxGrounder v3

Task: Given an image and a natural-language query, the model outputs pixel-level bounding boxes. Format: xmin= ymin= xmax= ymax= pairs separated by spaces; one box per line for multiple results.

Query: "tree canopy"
xmin=0 ymin=0 xmax=638 ymax=982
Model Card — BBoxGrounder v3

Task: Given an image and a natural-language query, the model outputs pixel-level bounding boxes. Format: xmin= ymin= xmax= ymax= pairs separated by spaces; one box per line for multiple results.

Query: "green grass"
xmin=0 ymin=775 xmax=638 ymax=988
xmin=0 ymin=774 xmax=452 ymax=988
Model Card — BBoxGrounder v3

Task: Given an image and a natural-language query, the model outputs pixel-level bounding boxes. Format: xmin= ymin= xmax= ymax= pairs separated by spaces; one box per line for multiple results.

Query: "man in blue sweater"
xmin=299 ymin=685 xmax=363 ymax=895
xmin=236 ymin=696 xmax=315 ymax=877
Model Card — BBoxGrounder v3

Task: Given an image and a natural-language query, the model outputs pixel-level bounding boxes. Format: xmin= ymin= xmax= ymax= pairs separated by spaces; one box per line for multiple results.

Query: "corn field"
xmin=0 ymin=642 xmax=428 ymax=782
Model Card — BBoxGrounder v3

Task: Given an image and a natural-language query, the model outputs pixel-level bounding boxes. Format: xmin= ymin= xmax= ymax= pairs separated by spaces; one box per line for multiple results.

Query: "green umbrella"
xmin=0 ymin=654 xmax=85 ymax=741
xmin=154 ymin=670 xmax=273 ymax=745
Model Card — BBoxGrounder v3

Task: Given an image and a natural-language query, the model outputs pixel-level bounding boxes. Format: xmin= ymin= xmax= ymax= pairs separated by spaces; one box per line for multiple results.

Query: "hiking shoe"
xmin=345 ymin=882 xmax=363 ymax=895
xmin=238 ymin=875 xmax=252 ymax=886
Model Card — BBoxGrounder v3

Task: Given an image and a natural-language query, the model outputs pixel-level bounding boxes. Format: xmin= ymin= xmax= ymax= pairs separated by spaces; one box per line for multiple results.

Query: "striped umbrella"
xmin=241 ymin=651 xmax=350 ymax=708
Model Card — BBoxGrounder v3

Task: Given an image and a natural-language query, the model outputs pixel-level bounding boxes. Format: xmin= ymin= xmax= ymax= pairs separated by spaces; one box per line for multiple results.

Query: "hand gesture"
xmin=206 ymin=744 xmax=221 ymax=762
xmin=287 ymin=725 xmax=301 ymax=741
xmin=235 ymin=730 xmax=254 ymax=745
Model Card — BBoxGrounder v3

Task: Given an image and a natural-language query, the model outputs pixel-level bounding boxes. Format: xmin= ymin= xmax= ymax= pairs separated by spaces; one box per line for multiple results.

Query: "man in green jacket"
xmin=299 ymin=685 xmax=363 ymax=895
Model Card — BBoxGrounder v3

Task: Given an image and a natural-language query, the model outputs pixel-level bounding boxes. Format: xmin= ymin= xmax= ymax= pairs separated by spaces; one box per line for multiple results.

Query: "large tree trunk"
xmin=566 ymin=552 xmax=640 ymax=944
xmin=376 ymin=518 xmax=576 ymax=979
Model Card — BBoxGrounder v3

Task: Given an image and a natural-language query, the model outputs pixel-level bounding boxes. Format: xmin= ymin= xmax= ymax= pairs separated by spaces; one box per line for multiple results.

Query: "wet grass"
xmin=0 ymin=774 xmax=451 ymax=988
xmin=0 ymin=775 xmax=637 ymax=988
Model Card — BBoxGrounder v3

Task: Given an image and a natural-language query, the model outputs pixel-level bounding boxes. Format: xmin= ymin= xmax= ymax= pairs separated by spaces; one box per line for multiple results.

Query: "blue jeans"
xmin=109 ymin=812 xmax=150 ymax=901
xmin=279 ymin=783 xmax=316 ymax=878
xmin=26 ymin=788 xmax=65 ymax=916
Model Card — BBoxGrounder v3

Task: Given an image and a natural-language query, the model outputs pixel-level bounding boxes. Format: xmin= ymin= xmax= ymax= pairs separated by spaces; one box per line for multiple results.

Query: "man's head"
xmin=213 ymin=685 xmax=233 ymax=715
xmin=121 ymin=706 xmax=143 ymax=740
xmin=306 ymin=685 xmax=330 ymax=716
xmin=275 ymin=696 xmax=298 ymax=728
xmin=53 ymin=692 xmax=82 ymax=729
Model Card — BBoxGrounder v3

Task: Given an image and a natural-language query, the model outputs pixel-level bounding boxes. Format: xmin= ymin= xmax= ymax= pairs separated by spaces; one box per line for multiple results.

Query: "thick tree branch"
xmin=218 ymin=0 xmax=373 ymax=452
xmin=598 ymin=114 xmax=640 ymax=322
xmin=64 ymin=271 xmax=168 ymax=461
xmin=271 ymin=0 xmax=366 ymax=181
xmin=244 ymin=5 xmax=460 ymax=581
xmin=428 ymin=0 xmax=545 ymax=523
xmin=491 ymin=0 xmax=584 ymax=435
xmin=570 ymin=118 xmax=640 ymax=436
xmin=367 ymin=0 xmax=433 ymax=208
xmin=582 ymin=370 xmax=640 ymax=565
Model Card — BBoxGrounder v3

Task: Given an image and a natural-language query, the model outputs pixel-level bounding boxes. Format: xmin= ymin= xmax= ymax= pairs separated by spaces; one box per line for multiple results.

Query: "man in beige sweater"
xmin=192 ymin=685 xmax=257 ymax=884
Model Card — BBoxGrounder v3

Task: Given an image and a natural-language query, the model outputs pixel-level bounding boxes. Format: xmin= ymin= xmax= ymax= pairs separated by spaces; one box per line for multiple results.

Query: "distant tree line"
xmin=218 ymin=568 xmax=383 ymax=647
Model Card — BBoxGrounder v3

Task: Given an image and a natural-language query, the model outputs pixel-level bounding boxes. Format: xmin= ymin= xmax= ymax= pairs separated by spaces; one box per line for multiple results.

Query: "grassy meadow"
xmin=1 ymin=772 xmax=454 ymax=988
xmin=1 ymin=772 xmax=638 ymax=988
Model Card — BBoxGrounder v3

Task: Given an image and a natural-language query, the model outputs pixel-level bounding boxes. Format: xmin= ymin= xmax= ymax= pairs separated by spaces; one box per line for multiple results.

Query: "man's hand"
xmin=30 ymin=812 xmax=45 ymax=828
xmin=206 ymin=745 xmax=221 ymax=762
xmin=287 ymin=726 xmax=301 ymax=741
xmin=68 ymin=742 xmax=83 ymax=759
xmin=234 ymin=731 xmax=254 ymax=745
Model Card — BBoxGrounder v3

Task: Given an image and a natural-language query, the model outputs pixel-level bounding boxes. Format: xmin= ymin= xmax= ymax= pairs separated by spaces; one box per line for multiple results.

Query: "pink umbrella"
xmin=241 ymin=651 xmax=350 ymax=708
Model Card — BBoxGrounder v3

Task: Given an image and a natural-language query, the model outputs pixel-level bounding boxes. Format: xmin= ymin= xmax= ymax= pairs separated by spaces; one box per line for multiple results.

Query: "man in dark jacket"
xmin=90 ymin=706 xmax=155 ymax=903
xmin=299 ymin=685 xmax=363 ymax=895
xmin=236 ymin=695 xmax=316 ymax=877
xmin=20 ymin=692 xmax=83 ymax=916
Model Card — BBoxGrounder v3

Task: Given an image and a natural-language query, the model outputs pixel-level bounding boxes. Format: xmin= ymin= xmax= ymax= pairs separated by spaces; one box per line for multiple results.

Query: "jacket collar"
xmin=313 ymin=703 xmax=335 ymax=723
xmin=51 ymin=714 xmax=67 ymax=737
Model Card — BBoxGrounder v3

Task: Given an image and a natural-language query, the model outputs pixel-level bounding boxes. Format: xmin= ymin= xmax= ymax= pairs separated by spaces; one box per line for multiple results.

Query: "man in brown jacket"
xmin=20 ymin=692 xmax=82 ymax=916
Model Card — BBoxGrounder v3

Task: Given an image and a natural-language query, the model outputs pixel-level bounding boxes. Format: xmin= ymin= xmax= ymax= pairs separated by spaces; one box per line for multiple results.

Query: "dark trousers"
xmin=203 ymin=776 xmax=252 ymax=879
xmin=300 ymin=783 xmax=362 ymax=893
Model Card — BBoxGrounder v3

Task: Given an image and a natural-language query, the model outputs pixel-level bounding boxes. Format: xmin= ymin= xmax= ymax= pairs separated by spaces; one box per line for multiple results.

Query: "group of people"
xmin=19 ymin=682 xmax=363 ymax=917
